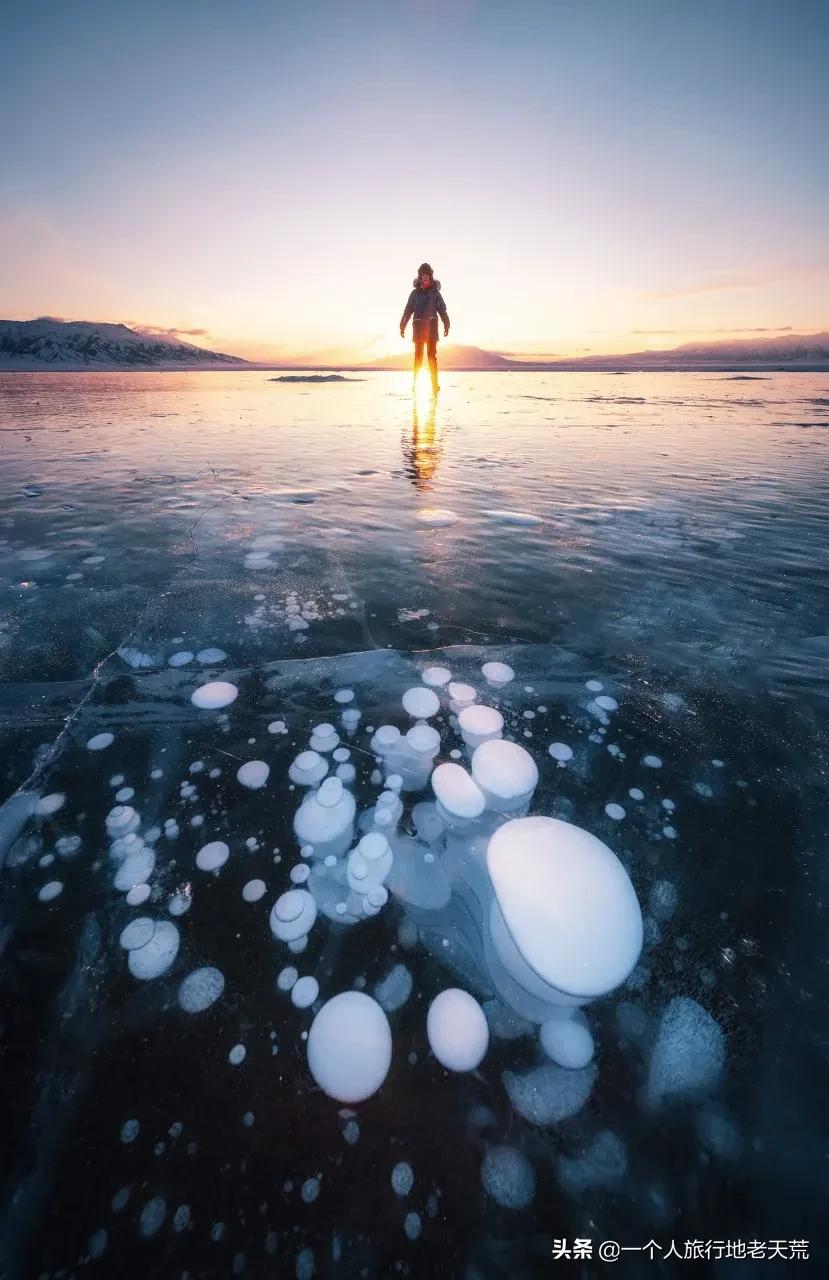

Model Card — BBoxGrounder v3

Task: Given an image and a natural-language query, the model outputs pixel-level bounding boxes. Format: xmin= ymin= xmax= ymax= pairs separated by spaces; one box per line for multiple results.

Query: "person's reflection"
xmin=403 ymin=394 xmax=442 ymax=490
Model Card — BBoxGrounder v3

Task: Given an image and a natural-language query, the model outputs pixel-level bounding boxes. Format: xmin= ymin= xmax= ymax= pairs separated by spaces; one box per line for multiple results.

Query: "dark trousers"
xmin=413 ymin=324 xmax=439 ymax=390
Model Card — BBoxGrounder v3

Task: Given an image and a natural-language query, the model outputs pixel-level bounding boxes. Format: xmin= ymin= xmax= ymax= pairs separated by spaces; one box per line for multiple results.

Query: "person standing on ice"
xmin=399 ymin=262 xmax=450 ymax=396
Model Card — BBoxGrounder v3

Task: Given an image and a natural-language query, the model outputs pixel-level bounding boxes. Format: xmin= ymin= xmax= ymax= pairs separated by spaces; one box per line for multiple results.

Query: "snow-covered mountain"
xmin=0 ymin=318 xmax=248 ymax=369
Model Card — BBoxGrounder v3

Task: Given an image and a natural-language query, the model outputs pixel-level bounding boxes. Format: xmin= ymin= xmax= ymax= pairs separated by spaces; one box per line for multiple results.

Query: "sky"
xmin=1 ymin=0 xmax=827 ymax=362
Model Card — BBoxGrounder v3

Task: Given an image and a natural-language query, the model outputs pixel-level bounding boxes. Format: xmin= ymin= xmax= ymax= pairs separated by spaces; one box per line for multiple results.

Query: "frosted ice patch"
xmin=178 ymin=967 xmax=225 ymax=1012
xmin=196 ymin=841 xmax=229 ymax=872
xmin=402 ymin=686 xmax=440 ymax=718
xmin=481 ymin=1146 xmax=535 ymax=1209
xmin=504 ymin=1062 xmax=596 ymax=1124
xmin=242 ymin=878 xmax=266 ymax=902
xmin=558 ymin=1130 xmax=627 ymax=1193
xmin=237 ymin=760 xmax=269 ymax=789
xmin=191 ymin=681 xmax=238 ymax=710
xmin=391 ymin=1161 xmax=414 ymax=1197
xmin=548 ymin=742 xmax=573 ymax=763
xmin=87 ymin=732 xmax=114 ymax=751
xmin=487 ymin=816 xmax=642 ymax=999
xmin=128 ymin=921 xmax=179 ymax=980
xmin=307 ymin=992 xmax=392 ymax=1102
xmin=646 ymin=997 xmax=725 ymax=1108
xmin=374 ymin=964 xmax=413 ymax=1013
xmin=168 ymin=651 xmax=193 ymax=667
xmin=427 ymin=989 xmax=489 ymax=1072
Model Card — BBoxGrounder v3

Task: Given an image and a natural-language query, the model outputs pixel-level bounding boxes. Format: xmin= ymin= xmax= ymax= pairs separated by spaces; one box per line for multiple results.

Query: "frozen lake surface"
xmin=0 ymin=370 xmax=827 ymax=1277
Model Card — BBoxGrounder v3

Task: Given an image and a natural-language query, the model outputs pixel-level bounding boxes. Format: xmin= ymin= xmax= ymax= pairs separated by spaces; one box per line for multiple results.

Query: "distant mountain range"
xmin=1 ymin=318 xmax=827 ymax=372
xmin=0 ymin=318 xmax=245 ymax=369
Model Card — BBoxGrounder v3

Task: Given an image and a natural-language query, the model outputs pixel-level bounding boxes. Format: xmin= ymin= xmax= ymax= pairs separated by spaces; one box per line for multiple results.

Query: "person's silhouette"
xmin=399 ymin=262 xmax=449 ymax=396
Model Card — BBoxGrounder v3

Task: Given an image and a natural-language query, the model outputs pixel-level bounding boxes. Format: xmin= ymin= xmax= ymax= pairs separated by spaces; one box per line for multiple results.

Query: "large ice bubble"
xmin=306 ymin=992 xmax=392 ymax=1103
xmin=427 ymin=989 xmax=489 ymax=1072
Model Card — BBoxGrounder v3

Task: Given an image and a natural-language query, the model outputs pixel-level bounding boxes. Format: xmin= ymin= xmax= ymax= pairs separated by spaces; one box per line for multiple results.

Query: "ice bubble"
xmin=38 ymin=880 xmax=63 ymax=902
xmin=128 ymin=920 xmax=179 ymax=979
xmin=310 ymin=722 xmax=340 ymax=753
xmin=270 ymin=889 xmax=317 ymax=942
xmin=585 ymin=679 xmax=603 ymax=692
xmin=458 ymin=704 xmax=504 ymax=748
xmin=336 ymin=762 xmax=356 ymax=783
xmin=427 ymin=989 xmax=489 ymax=1071
xmin=481 ymin=660 xmax=514 ymax=685
xmin=646 ymin=996 xmax=725 ymax=1108
xmin=347 ymin=831 xmax=393 ymax=897
xmin=36 ymin=792 xmax=65 ymax=816
xmin=268 ymin=719 xmax=288 ymax=734
xmin=642 ymin=754 xmax=662 ymax=768
xmin=558 ymin=1130 xmax=627 ymax=1193
xmin=504 ymin=1062 xmax=597 ymax=1124
xmin=391 ymin=1161 xmax=414 ymax=1197
xmin=595 ymin=694 xmax=618 ymax=711
xmin=126 ymin=883 xmax=151 ymax=905
xmin=487 ymin=816 xmax=642 ymax=999
xmin=628 ymin=787 xmax=645 ymax=800
xmin=87 ymin=731 xmax=114 ymax=751
xmin=540 ymin=1011 xmax=595 ymax=1069
xmin=605 ymin=803 xmax=626 ymax=821
xmin=481 ymin=1146 xmax=535 ymax=1209
xmin=120 ymin=1119 xmax=139 ymax=1144
xmin=291 ymin=976 xmax=320 ymax=1008
xmin=406 ymin=723 xmax=441 ymax=755
xmin=113 ymin=848 xmax=155 ymax=891
xmin=139 ymin=1196 xmax=167 ymax=1238
xmin=471 ymin=739 xmax=538 ymax=810
xmin=371 ymin=724 xmax=401 ymax=754
xmin=548 ymin=742 xmax=573 ymax=763
xmin=197 ymin=647 xmax=227 ymax=664
xmin=191 ymin=681 xmax=238 ymax=710
xmin=119 ymin=917 xmax=156 ymax=951
xmin=404 ymin=1212 xmax=421 ymax=1240
xmin=296 ymin=1248 xmax=315 ymax=1280
xmin=178 ymin=967 xmax=225 ymax=1012
xmin=118 ymin=646 xmax=157 ymax=669
xmin=237 ymin=760 xmax=269 ymax=790
xmin=289 ymin=750 xmax=329 ymax=786
xmin=363 ymin=885 xmax=389 ymax=916
xmin=168 ymin=650 xmax=194 ymax=667
xmin=301 ymin=1177 xmax=320 ymax=1203
xmin=431 ymin=762 xmax=485 ymax=820
xmin=416 ymin=507 xmax=458 ymax=526
xmin=402 ymin=686 xmax=440 ymax=718
xmin=172 ymin=1205 xmax=191 ymax=1232
xmin=334 ymin=688 xmax=354 ymax=703
xmin=229 ymin=1044 xmax=246 ymax=1065
xmin=447 ymin=681 xmax=476 ymax=708
xmin=196 ymin=840 xmax=229 ymax=872
xmin=168 ymin=889 xmax=191 ymax=916
xmin=56 ymin=834 xmax=82 ymax=857
xmin=277 ymin=965 xmax=299 ymax=991
xmin=294 ymin=780 xmax=355 ymax=846
xmin=242 ymin=878 xmax=266 ymax=902
xmin=421 ymin=665 xmax=451 ymax=687
xmin=374 ymin=964 xmax=413 ymax=1013
xmin=89 ymin=1228 xmax=108 ymax=1258
xmin=306 ymin=992 xmax=392 ymax=1102
xmin=333 ymin=747 xmax=351 ymax=763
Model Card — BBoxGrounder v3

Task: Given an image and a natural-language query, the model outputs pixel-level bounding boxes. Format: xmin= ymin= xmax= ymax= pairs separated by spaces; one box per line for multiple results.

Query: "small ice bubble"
xmin=402 ymin=686 xmax=440 ymax=718
xmin=197 ymin=647 xmax=227 ymax=664
xmin=128 ymin=920 xmax=179 ymax=980
xmin=291 ymin=976 xmax=320 ymax=1008
xmin=270 ymin=890 xmax=316 ymax=942
xmin=36 ymin=792 xmax=65 ymax=816
xmin=403 ymin=1211 xmax=422 ymax=1240
xmin=447 ymin=681 xmax=476 ymax=707
xmin=139 ymin=1196 xmax=167 ymax=1238
xmin=196 ymin=840 xmax=229 ymax=872
xmin=119 ymin=917 xmax=156 ymax=951
xmin=595 ymin=694 xmax=618 ymax=711
xmin=605 ymin=803 xmax=626 ymax=821
xmin=120 ymin=1119 xmax=140 ymax=1144
xmin=172 ymin=1204 xmax=191 ymax=1232
xmin=178 ymin=966 xmax=225 ymax=1013
xmin=168 ymin=651 xmax=194 ymax=667
xmin=301 ymin=1177 xmax=320 ymax=1203
xmin=481 ymin=1146 xmax=535 ymax=1210
xmin=427 ymin=989 xmax=489 ymax=1071
xmin=229 ymin=1044 xmax=246 ymax=1065
xmin=391 ymin=1161 xmax=414 ymax=1197
xmin=481 ymin=660 xmax=514 ymax=685
xmin=242 ymin=878 xmax=266 ymax=902
xmin=87 ymin=732 xmax=114 ymax=751
xmin=548 ymin=742 xmax=573 ymax=763
xmin=540 ymin=1012 xmax=595 ymax=1069
xmin=642 ymin=754 xmax=662 ymax=768
xmin=585 ymin=679 xmax=603 ymax=692
xmin=421 ymin=665 xmax=452 ymax=687
xmin=277 ymin=965 xmax=299 ymax=992
xmin=237 ymin=760 xmax=269 ymax=789
xmin=126 ymin=883 xmax=151 ymax=905
xmin=431 ymin=762 xmax=485 ymax=820
xmin=306 ymin=992 xmax=392 ymax=1102
xmin=334 ymin=688 xmax=354 ymax=703
xmin=89 ymin=1228 xmax=108 ymax=1258
xmin=37 ymin=880 xmax=63 ymax=902
xmin=628 ymin=787 xmax=645 ymax=800
xmin=191 ymin=681 xmax=238 ymax=710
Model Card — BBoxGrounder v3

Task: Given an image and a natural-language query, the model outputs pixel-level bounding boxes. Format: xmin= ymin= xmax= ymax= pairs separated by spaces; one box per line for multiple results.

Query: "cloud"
xmin=133 ymin=324 xmax=209 ymax=338
xmin=639 ymin=274 xmax=762 ymax=301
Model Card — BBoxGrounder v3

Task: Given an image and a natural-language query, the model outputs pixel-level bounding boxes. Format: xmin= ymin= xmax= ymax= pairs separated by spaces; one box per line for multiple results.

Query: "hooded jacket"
xmin=400 ymin=277 xmax=450 ymax=339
